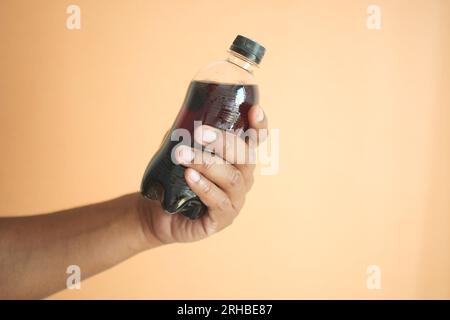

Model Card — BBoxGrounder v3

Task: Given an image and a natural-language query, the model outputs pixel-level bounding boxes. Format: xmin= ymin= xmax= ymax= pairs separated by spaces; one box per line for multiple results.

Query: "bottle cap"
xmin=229 ymin=35 xmax=266 ymax=64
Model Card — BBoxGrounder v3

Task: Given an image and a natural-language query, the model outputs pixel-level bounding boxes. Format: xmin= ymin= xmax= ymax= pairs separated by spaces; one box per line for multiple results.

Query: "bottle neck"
xmin=226 ymin=51 xmax=258 ymax=73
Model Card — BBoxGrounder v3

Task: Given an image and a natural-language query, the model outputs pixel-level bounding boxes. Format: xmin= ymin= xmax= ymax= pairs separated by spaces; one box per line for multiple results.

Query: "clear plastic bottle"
xmin=140 ymin=35 xmax=266 ymax=219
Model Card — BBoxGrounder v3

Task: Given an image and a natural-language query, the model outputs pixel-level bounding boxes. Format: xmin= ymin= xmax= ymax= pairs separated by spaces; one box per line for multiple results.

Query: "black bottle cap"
xmin=229 ymin=35 xmax=266 ymax=65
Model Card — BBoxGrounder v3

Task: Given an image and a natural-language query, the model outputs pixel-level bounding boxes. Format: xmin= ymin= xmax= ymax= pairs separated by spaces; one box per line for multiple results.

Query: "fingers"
xmin=248 ymin=105 xmax=269 ymax=145
xmin=193 ymin=125 xmax=256 ymax=180
xmin=175 ymin=145 xmax=246 ymax=208
xmin=184 ymin=168 xmax=237 ymax=234
xmin=191 ymin=105 xmax=267 ymax=171
xmin=174 ymin=105 xmax=268 ymax=233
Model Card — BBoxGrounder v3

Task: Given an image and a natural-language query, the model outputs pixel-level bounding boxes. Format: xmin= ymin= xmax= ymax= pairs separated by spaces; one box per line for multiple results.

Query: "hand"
xmin=137 ymin=105 xmax=268 ymax=245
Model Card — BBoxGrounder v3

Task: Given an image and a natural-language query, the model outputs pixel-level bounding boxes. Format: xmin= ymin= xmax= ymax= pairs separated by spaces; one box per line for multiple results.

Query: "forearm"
xmin=0 ymin=193 xmax=160 ymax=299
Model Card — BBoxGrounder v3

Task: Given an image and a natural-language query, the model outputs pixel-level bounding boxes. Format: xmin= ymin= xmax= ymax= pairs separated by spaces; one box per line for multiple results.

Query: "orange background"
xmin=0 ymin=0 xmax=449 ymax=299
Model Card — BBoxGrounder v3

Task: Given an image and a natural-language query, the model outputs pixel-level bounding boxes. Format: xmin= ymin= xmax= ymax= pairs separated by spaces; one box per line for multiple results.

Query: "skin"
xmin=0 ymin=105 xmax=268 ymax=299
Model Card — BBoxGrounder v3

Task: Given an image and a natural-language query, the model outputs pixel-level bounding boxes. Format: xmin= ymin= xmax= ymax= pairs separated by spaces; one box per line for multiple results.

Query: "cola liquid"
xmin=140 ymin=35 xmax=265 ymax=219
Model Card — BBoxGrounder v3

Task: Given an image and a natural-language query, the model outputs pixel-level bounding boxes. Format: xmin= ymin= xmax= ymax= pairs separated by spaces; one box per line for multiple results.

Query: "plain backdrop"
xmin=0 ymin=0 xmax=449 ymax=299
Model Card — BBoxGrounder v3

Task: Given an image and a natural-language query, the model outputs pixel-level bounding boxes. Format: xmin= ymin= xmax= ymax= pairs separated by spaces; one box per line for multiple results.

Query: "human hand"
xmin=137 ymin=105 xmax=268 ymax=245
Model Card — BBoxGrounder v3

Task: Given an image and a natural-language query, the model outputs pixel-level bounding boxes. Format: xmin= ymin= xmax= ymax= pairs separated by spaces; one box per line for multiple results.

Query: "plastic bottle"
xmin=140 ymin=35 xmax=266 ymax=219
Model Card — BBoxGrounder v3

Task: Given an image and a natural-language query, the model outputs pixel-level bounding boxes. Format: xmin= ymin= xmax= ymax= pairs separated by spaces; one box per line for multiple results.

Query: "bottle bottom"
xmin=141 ymin=180 xmax=206 ymax=220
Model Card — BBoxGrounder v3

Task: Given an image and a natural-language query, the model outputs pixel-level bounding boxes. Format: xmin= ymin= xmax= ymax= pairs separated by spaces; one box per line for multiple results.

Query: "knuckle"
xmin=229 ymin=169 xmax=243 ymax=187
xmin=202 ymin=180 xmax=212 ymax=194
xmin=218 ymin=197 xmax=232 ymax=211
xmin=202 ymin=154 xmax=215 ymax=171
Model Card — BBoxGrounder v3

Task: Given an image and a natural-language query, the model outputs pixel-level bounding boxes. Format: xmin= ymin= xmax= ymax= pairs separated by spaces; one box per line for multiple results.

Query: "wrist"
xmin=129 ymin=192 xmax=164 ymax=250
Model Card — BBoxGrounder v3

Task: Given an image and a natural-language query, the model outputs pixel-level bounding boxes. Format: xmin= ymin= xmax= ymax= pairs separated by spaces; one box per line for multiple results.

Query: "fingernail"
xmin=202 ymin=128 xmax=217 ymax=143
xmin=255 ymin=106 xmax=264 ymax=122
xmin=187 ymin=169 xmax=201 ymax=182
xmin=176 ymin=146 xmax=194 ymax=164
